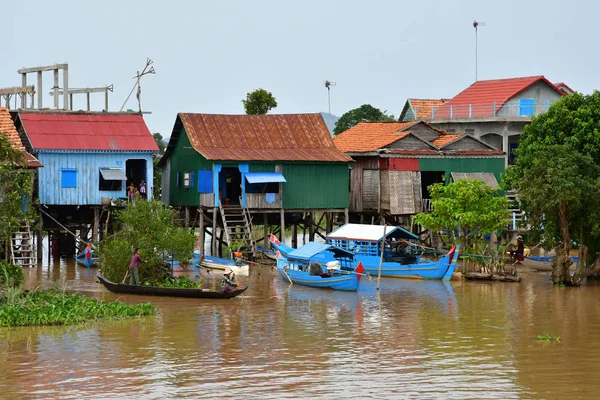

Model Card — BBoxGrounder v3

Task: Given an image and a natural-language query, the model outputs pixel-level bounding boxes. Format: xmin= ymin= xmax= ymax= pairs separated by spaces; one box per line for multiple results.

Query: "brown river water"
xmin=2 ymin=258 xmax=600 ymax=399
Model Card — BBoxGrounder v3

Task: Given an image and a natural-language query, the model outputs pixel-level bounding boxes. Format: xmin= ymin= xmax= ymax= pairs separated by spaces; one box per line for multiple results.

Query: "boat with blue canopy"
xmin=270 ymin=225 xmax=458 ymax=280
xmin=76 ymin=245 xmax=100 ymax=268
xmin=276 ymin=242 xmax=365 ymax=291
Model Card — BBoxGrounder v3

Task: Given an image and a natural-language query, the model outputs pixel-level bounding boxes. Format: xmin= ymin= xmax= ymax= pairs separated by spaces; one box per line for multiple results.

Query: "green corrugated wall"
xmin=418 ymin=157 xmax=505 ymax=184
xmin=282 ymin=163 xmax=349 ymax=209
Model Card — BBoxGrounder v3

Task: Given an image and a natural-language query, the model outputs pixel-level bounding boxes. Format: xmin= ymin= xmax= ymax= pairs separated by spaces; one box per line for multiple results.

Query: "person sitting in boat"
xmin=221 ymin=268 xmax=238 ymax=293
xmin=510 ymin=235 xmax=525 ymax=263
xmin=309 ymin=261 xmax=324 ymax=276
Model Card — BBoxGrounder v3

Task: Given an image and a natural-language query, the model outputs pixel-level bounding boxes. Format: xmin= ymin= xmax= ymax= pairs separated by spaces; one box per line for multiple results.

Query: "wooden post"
xmin=199 ymin=209 xmax=205 ymax=254
xmin=212 ymin=207 xmax=218 ymax=256
xmin=377 ymin=225 xmax=387 ymax=291
xmin=93 ymin=207 xmax=100 ymax=244
xmin=279 ymin=208 xmax=285 ymax=243
xmin=326 ymin=212 xmax=333 ymax=235
xmin=218 ymin=229 xmax=224 ymax=257
xmin=344 ymin=208 xmax=349 ymax=225
xmin=291 ymin=223 xmax=297 ymax=248
xmin=263 ymin=213 xmax=268 ymax=250
xmin=37 ymin=209 xmax=43 ymax=260
xmin=309 ymin=212 xmax=316 ymax=242
xmin=185 ymin=207 xmax=190 ymax=229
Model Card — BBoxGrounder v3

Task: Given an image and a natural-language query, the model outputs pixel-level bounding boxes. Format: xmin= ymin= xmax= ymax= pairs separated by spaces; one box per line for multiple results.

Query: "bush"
xmin=0 ymin=261 xmax=25 ymax=288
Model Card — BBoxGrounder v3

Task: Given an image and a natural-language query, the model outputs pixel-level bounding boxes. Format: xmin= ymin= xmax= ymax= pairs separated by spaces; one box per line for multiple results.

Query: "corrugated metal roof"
xmin=245 ymin=172 xmax=286 ymax=183
xmin=327 ymin=223 xmax=417 ymax=241
xmin=177 ymin=113 xmax=352 ymax=162
xmin=333 ymin=121 xmax=417 ymax=152
xmin=18 ymin=112 xmax=159 ymax=152
xmin=0 ymin=107 xmax=42 ymax=167
xmin=100 ymin=168 xmax=127 ymax=180
xmin=451 ymin=172 xmax=499 ymax=189
xmin=432 ymin=134 xmax=463 ymax=147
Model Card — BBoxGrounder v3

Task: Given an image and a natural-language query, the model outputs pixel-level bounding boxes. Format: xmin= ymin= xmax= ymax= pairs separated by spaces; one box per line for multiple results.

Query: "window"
xmin=518 ymin=99 xmax=535 ymax=116
xmin=61 ymin=169 xmax=77 ymax=188
xmin=99 ymin=168 xmax=125 ymax=191
xmin=183 ymin=172 xmax=190 ymax=188
xmin=446 ymin=128 xmax=455 ymax=133
xmin=465 ymin=128 xmax=475 ymax=135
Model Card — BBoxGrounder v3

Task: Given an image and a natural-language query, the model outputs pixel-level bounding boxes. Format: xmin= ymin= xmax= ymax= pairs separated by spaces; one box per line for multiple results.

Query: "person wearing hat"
xmin=221 ymin=267 xmax=238 ymax=293
xmin=510 ymin=235 xmax=525 ymax=264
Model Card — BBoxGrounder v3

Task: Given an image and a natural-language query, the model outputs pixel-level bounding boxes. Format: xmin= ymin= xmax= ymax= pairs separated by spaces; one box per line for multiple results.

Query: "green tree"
xmin=333 ymin=104 xmax=396 ymax=135
xmin=100 ymin=200 xmax=194 ymax=282
xmin=242 ymin=89 xmax=278 ymax=115
xmin=153 ymin=132 xmax=166 ymax=155
xmin=413 ymin=179 xmax=509 ymax=264
xmin=503 ymin=91 xmax=600 ymax=285
xmin=0 ymin=132 xmax=34 ymax=259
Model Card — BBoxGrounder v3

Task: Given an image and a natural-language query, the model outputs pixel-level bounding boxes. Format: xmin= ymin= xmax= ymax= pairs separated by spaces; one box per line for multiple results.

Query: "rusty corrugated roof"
xmin=333 ymin=121 xmax=418 ymax=153
xmin=0 ymin=107 xmax=42 ymax=167
xmin=177 ymin=113 xmax=352 ymax=162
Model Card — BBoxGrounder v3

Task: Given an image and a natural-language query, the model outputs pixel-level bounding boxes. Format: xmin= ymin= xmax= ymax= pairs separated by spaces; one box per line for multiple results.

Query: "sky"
xmin=2 ymin=0 xmax=597 ymax=140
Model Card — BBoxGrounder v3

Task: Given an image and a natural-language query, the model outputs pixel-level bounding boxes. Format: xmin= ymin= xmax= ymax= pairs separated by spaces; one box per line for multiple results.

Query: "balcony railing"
xmin=417 ymin=101 xmax=553 ymax=121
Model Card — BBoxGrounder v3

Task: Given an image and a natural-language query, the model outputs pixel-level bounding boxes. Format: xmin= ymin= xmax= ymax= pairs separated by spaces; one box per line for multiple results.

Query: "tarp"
xmin=100 ymin=169 xmax=127 ymax=180
xmin=287 ymin=242 xmax=353 ymax=261
xmin=327 ymin=223 xmax=417 ymax=241
xmin=451 ymin=172 xmax=499 ymax=189
xmin=245 ymin=172 xmax=286 ymax=184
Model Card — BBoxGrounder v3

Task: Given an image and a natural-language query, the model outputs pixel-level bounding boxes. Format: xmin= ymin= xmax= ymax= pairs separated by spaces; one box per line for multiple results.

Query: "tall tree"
xmin=0 ymin=132 xmax=34 ymax=259
xmin=333 ymin=104 xmax=395 ymax=136
xmin=503 ymin=91 xmax=600 ymax=285
xmin=242 ymin=89 xmax=278 ymax=115
xmin=153 ymin=132 xmax=166 ymax=155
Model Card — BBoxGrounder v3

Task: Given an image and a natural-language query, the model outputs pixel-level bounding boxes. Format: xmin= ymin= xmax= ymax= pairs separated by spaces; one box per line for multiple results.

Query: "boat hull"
xmin=276 ymin=267 xmax=359 ymax=291
xmin=76 ymin=254 xmax=99 ymax=268
xmin=520 ymin=256 xmax=575 ymax=272
xmin=97 ymin=272 xmax=247 ymax=299
xmin=169 ymin=254 xmax=250 ymax=275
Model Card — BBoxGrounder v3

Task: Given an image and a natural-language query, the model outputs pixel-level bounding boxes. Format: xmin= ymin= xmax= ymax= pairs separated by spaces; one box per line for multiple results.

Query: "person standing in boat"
xmin=221 ymin=268 xmax=238 ymax=293
xmin=129 ymin=248 xmax=147 ymax=285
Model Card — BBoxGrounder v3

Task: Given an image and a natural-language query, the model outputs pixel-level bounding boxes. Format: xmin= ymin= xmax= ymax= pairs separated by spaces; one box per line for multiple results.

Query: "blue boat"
xmin=270 ymin=226 xmax=459 ymax=280
xmin=168 ymin=252 xmax=250 ymax=275
xmin=76 ymin=245 xmax=100 ymax=268
xmin=276 ymin=242 xmax=365 ymax=291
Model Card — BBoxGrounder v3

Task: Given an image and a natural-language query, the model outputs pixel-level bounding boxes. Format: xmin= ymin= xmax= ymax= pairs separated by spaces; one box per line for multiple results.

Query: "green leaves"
xmin=242 ymin=89 xmax=278 ymax=115
xmin=333 ymin=104 xmax=396 ymax=135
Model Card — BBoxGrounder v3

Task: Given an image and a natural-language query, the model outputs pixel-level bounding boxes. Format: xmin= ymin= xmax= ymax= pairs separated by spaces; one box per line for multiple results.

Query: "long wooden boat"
xmin=76 ymin=248 xmax=100 ymax=268
xmin=276 ymin=242 xmax=365 ymax=291
xmin=97 ymin=272 xmax=248 ymax=299
xmin=270 ymin=227 xmax=459 ymax=280
xmin=167 ymin=253 xmax=249 ymax=275
xmin=519 ymin=256 xmax=576 ymax=272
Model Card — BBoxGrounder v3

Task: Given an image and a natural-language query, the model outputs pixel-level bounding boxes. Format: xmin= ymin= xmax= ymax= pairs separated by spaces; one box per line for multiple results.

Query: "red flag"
xmin=355 ymin=262 xmax=365 ymax=280
xmin=275 ymin=251 xmax=281 ymax=259
xmin=270 ymin=234 xmax=281 ymax=246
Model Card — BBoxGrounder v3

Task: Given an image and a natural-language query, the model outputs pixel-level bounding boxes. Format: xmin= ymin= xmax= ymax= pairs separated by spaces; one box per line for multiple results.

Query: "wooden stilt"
xmin=263 ymin=213 xmax=268 ymax=250
xmin=344 ymin=208 xmax=349 ymax=225
xmin=218 ymin=228 xmax=224 ymax=257
xmin=280 ymin=208 xmax=285 ymax=243
xmin=292 ymin=223 xmax=297 ymax=248
xmin=212 ymin=207 xmax=218 ymax=256
xmin=93 ymin=207 xmax=100 ymax=244
xmin=326 ymin=212 xmax=333 ymax=235
xmin=185 ymin=207 xmax=190 ymax=229
xmin=37 ymin=209 xmax=43 ymax=260
xmin=309 ymin=212 xmax=315 ymax=241
xmin=199 ymin=208 xmax=205 ymax=254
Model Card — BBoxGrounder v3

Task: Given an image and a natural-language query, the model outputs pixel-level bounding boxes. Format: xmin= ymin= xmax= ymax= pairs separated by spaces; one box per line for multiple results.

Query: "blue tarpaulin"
xmin=245 ymin=172 xmax=287 ymax=184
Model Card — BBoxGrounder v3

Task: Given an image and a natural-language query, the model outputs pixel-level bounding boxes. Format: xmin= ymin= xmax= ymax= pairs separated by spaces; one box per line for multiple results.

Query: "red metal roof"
xmin=435 ymin=76 xmax=564 ymax=118
xmin=177 ymin=113 xmax=352 ymax=162
xmin=18 ymin=112 xmax=158 ymax=152
xmin=0 ymin=107 xmax=42 ymax=167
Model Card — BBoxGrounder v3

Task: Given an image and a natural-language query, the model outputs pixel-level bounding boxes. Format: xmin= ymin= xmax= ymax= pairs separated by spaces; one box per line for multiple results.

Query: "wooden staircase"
xmin=506 ymin=190 xmax=525 ymax=230
xmin=219 ymin=199 xmax=256 ymax=258
xmin=10 ymin=221 xmax=37 ymax=267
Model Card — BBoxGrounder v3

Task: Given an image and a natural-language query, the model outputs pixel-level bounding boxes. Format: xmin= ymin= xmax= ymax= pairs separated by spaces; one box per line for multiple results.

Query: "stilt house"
xmin=159 ymin=113 xmax=353 ymax=255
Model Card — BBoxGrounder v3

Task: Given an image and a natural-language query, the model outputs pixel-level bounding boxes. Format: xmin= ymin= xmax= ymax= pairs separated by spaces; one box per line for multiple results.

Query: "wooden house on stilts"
xmin=159 ymin=113 xmax=353 ymax=256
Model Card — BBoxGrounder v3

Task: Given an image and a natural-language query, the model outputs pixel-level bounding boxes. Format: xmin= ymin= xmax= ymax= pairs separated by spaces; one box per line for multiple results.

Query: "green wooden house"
xmin=159 ymin=113 xmax=352 ymax=254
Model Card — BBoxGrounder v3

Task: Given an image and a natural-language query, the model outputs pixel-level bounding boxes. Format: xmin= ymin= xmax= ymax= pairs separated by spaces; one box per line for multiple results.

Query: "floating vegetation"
xmin=537 ymin=332 xmax=561 ymax=342
xmin=0 ymin=287 xmax=156 ymax=327
xmin=144 ymin=275 xmax=203 ymax=289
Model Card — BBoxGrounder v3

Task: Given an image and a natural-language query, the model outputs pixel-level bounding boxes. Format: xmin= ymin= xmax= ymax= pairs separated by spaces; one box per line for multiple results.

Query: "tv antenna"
xmin=473 ymin=20 xmax=485 ymax=81
xmin=120 ymin=58 xmax=155 ymax=112
xmin=325 ymin=80 xmax=336 ymax=114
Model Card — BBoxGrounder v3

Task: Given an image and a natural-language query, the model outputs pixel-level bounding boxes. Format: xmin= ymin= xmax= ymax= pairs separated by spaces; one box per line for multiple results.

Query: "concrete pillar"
xmin=53 ymin=69 xmax=59 ymax=109
xmin=503 ymin=135 xmax=510 ymax=167
xmin=104 ymin=88 xmax=109 ymax=111
xmin=199 ymin=209 xmax=205 ymax=254
xmin=37 ymin=71 xmax=43 ymax=109
xmin=212 ymin=207 xmax=218 ymax=256
xmin=63 ymin=65 xmax=69 ymax=110
xmin=21 ymin=74 xmax=27 ymax=108
xmin=69 ymin=94 xmax=74 ymax=111
xmin=87 ymin=92 xmax=91 ymax=111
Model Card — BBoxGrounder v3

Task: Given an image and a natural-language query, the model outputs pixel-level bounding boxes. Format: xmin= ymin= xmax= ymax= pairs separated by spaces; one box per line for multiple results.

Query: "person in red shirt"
xmin=129 ymin=248 xmax=147 ymax=285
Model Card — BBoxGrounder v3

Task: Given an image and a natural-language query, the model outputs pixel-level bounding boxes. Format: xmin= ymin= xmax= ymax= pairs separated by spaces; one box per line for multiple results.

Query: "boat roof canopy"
xmin=327 ymin=223 xmax=417 ymax=242
xmin=287 ymin=242 xmax=353 ymax=262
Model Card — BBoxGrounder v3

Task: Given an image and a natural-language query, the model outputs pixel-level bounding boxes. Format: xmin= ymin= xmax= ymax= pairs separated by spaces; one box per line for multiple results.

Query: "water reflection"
xmin=3 ymin=254 xmax=600 ymax=398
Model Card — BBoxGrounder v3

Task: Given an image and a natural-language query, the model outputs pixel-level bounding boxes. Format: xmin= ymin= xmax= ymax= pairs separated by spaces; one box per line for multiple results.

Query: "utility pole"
xmin=325 ymin=80 xmax=336 ymax=114
xmin=473 ymin=20 xmax=485 ymax=81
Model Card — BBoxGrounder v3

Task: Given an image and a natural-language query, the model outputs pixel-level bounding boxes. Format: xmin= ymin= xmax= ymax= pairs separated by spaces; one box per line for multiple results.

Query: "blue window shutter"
xmin=176 ymin=172 xmax=180 ymax=187
xmin=61 ymin=169 xmax=77 ymax=188
xmin=518 ymin=99 xmax=535 ymax=116
xmin=190 ymin=171 xmax=195 ymax=188
xmin=197 ymin=170 xmax=213 ymax=193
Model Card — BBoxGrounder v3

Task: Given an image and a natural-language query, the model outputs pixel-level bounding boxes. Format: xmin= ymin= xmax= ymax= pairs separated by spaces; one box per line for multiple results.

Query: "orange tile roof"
xmin=333 ymin=121 xmax=417 ymax=152
xmin=410 ymin=99 xmax=447 ymax=120
xmin=432 ymin=134 xmax=463 ymax=148
xmin=0 ymin=107 xmax=25 ymax=151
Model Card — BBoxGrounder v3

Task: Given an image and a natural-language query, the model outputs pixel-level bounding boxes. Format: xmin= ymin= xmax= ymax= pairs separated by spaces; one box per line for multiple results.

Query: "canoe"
xmin=270 ymin=232 xmax=459 ymax=280
xmin=276 ymin=242 xmax=365 ymax=291
xmin=96 ymin=272 xmax=248 ymax=299
xmin=76 ymin=249 xmax=100 ymax=268
xmin=167 ymin=253 xmax=250 ymax=275
xmin=519 ymin=256 xmax=576 ymax=272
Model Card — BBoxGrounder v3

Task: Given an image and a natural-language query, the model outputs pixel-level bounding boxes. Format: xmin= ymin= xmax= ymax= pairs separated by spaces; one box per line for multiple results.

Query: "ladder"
xmin=219 ymin=198 xmax=256 ymax=258
xmin=10 ymin=221 xmax=37 ymax=267
xmin=506 ymin=190 xmax=525 ymax=229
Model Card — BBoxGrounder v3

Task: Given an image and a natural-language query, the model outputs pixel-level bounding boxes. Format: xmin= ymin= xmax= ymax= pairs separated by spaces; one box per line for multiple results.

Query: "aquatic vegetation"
xmin=0 ymin=287 xmax=156 ymax=327
xmin=0 ymin=261 xmax=25 ymax=288
xmin=537 ymin=332 xmax=561 ymax=342
xmin=145 ymin=275 xmax=203 ymax=289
